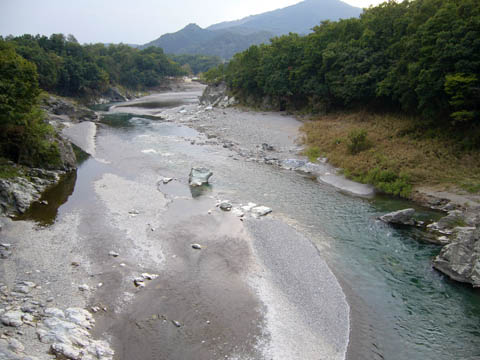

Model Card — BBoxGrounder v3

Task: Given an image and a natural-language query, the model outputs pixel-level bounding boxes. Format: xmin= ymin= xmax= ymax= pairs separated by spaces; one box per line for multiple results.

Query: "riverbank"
xmin=300 ymin=111 xmax=480 ymax=204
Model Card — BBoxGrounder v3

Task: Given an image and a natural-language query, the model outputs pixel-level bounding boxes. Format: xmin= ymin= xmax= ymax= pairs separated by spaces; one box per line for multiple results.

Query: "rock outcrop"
xmin=433 ymin=225 xmax=480 ymax=287
xmin=380 ymin=208 xmax=417 ymax=226
xmin=200 ymin=82 xmax=237 ymax=108
xmin=0 ymin=169 xmax=64 ymax=216
xmin=42 ymin=96 xmax=97 ymax=122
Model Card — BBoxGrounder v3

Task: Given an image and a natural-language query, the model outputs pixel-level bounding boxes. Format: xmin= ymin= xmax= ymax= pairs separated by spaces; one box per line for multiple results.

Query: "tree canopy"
xmin=205 ymin=0 xmax=480 ymax=146
xmin=2 ymin=34 xmax=186 ymax=97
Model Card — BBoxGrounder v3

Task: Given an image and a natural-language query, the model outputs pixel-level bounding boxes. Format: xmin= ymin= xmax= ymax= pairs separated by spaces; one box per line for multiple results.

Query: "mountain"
xmin=142 ymin=0 xmax=362 ymax=59
xmin=208 ymin=0 xmax=362 ymax=36
xmin=141 ymin=24 xmax=273 ymax=59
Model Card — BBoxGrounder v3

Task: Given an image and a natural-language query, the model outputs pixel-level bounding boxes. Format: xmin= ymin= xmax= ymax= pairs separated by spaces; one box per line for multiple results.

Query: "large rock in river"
xmin=189 ymin=167 xmax=213 ymax=187
xmin=433 ymin=226 xmax=480 ymax=287
xmin=380 ymin=208 xmax=416 ymax=226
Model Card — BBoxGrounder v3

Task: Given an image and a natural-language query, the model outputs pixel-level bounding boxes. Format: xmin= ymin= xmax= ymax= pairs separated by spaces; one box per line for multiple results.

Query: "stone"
xmin=78 ymin=284 xmax=90 ymax=292
xmin=7 ymin=337 xmax=24 ymax=353
xmin=172 ymin=320 xmax=182 ymax=328
xmin=219 ymin=201 xmax=232 ymax=211
xmin=428 ymin=210 xmax=465 ymax=232
xmin=51 ymin=342 xmax=81 ymax=360
xmin=141 ymin=273 xmax=158 ymax=280
xmin=379 ymin=208 xmax=416 ymax=226
xmin=189 ymin=167 xmax=213 ymax=187
xmin=65 ymin=308 xmax=94 ymax=329
xmin=133 ymin=278 xmax=145 ymax=287
xmin=13 ymin=282 xmax=36 ymax=295
xmin=191 ymin=244 xmax=202 ymax=250
xmin=241 ymin=203 xmax=257 ymax=212
xmin=261 ymin=143 xmax=275 ymax=151
xmin=280 ymin=159 xmax=307 ymax=170
xmin=108 ymin=251 xmax=119 ymax=257
xmin=45 ymin=308 xmax=65 ymax=318
xmin=1 ymin=311 xmax=24 ymax=327
xmin=231 ymin=208 xmax=245 ymax=217
xmin=251 ymin=206 xmax=273 ymax=217
xmin=162 ymin=177 xmax=173 ymax=184
xmin=433 ymin=226 xmax=480 ymax=287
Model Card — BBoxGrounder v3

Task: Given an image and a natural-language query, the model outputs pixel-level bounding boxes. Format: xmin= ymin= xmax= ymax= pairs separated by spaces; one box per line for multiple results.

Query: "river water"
xmin=26 ymin=85 xmax=480 ymax=359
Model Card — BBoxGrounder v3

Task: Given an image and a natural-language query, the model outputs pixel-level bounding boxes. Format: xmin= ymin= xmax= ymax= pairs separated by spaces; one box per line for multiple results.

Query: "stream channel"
xmin=23 ymin=83 xmax=480 ymax=359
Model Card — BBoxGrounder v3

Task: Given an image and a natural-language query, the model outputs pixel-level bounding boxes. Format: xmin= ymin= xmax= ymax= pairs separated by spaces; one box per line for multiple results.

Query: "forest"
xmin=204 ymin=0 xmax=480 ymax=149
xmin=1 ymin=34 xmax=186 ymax=98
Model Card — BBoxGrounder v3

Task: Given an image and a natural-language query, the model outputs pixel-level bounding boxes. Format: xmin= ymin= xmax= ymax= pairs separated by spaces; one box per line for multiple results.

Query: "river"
xmin=19 ymin=82 xmax=480 ymax=359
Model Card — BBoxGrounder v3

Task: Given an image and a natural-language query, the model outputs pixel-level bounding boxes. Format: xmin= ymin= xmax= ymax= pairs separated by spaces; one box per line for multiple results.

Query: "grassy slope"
xmin=301 ymin=111 xmax=480 ymax=197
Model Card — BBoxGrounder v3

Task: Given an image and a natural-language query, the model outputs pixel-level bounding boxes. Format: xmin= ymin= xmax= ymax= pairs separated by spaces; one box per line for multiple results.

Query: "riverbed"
xmin=2 ymin=82 xmax=480 ymax=360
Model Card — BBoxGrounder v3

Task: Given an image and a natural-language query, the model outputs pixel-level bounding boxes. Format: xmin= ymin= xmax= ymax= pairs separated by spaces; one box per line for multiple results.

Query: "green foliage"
xmin=168 ymin=54 xmax=222 ymax=75
xmin=304 ymin=146 xmax=321 ymax=162
xmin=5 ymin=34 xmax=186 ymax=97
xmin=211 ymin=0 xmax=480 ymax=145
xmin=358 ymin=167 xmax=412 ymax=198
xmin=444 ymin=73 xmax=479 ymax=123
xmin=347 ymin=129 xmax=370 ymax=155
xmin=0 ymin=42 xmax=62 ymax=168
xmin=201 ymin=64 xmax=226 ymax=84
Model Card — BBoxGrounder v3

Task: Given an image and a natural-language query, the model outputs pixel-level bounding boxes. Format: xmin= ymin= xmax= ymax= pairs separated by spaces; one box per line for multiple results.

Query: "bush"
xmin=361 ymin=167 xmax=412 ymax=197
xmin=305 ymin=146 xmax=321 ymax=162
xmin=347 ymin=129 xmax=370 ymax=155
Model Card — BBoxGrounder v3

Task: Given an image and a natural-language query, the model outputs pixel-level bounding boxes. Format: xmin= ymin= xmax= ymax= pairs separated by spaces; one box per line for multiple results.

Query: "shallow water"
xmin=25 ymin=94 xmax=480 ymax=359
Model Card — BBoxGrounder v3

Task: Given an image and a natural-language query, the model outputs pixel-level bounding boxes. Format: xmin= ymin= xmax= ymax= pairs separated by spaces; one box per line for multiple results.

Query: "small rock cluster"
xmin=216 ymin=200 xmax=272 ymax=219
xmin=0 ymin=279 xmax=114 ymax=359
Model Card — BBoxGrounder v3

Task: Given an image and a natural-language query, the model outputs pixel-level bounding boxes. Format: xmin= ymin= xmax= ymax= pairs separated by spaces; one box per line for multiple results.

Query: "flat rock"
xmin=251 ymin=206 xmax=273 ymax=217
xmin=380 ymin=208 xmax=416 ymax=226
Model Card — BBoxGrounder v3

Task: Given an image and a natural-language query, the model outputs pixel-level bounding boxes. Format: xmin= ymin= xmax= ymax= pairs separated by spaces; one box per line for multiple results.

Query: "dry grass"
xmin=300 ymin=111 xmax=480 ymax=195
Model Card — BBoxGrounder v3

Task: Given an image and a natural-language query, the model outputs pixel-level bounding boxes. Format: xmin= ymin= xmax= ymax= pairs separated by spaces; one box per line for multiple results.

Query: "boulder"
xmin=433 ymin=226 xmax=480 ymax=287
xmin=379 ymin=208 xmax=416 ymax=226
xmin=189 ymin=167 xmax=213 ymax=187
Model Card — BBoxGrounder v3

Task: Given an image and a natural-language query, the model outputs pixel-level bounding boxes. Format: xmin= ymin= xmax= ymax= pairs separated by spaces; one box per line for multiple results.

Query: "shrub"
xmin=347 ymin=129 xmax=370 ymax=155
xmin=361 ymin=167 xmax=412 ymax=197
xmin=305 ymin=146 xmax=321 ymax=162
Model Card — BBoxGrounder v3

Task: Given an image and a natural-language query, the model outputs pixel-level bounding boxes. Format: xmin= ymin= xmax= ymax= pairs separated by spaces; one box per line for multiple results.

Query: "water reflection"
xmin=16 ymin=170 xmax=77 ymax=226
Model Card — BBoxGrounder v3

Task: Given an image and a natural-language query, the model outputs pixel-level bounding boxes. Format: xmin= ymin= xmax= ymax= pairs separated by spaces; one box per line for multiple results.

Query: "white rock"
xmin=241 ymin=203 xmax=257 ymax=212
xmin=45 ymin=308 xmax=65 ymax=318
xmin=251 ymin=206 xmax=272 ymax=217
xmin=65 ymin=308 xmax=94 ymax=329
xmin=108 ymin=251 xmax=119 ymax=257
xmin=141 ymin=273 xmax=159 ymax=280
xmin=162 ymin=177 xmax=173 ymax=184
xmin=51 ymin=342 xmax=81 ymax=360
xmin=78 ymin=284 xmax=90 ymax=292
xmin=1 ymin=310 xmax=24 ymax=327
xmin=7 ymin=337 xmax=25 ymax=353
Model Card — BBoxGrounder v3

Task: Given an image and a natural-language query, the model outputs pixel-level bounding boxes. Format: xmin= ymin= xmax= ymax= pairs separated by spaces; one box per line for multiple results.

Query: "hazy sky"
xmin=0 ymin=0 xmax=385 ymax=45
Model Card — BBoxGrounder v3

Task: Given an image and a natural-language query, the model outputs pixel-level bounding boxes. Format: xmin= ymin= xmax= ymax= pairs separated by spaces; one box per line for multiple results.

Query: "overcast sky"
xmin=0 ymin=0 xmax=385 ymax=45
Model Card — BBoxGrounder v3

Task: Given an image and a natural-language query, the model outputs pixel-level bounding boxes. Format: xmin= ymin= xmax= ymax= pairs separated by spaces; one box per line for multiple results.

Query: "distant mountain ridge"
xmin=142 ymin=0 xmax=362 ymax=59
xmin=208 ymin=0 xmax=362 ymax=35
